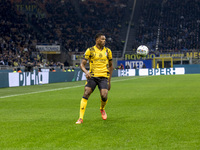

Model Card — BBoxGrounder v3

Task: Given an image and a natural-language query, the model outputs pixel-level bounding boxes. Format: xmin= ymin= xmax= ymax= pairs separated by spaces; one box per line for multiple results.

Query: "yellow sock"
xmin=79 ymin=98 xmax=88 ymax=119
xmin=100 ymin=99 xmax=108 ymax=110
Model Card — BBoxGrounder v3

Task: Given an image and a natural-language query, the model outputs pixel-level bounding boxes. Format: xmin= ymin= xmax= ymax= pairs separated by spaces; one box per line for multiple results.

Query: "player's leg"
xmin=76 ymin=78 xmax=96 ymax=124
xmin=98 ymin=78 xmax=109 ymax=120
xmin=79 ymin=87 xmax=92 ymax=119
xmin=100 ymin=89 xmax=108 ymax=110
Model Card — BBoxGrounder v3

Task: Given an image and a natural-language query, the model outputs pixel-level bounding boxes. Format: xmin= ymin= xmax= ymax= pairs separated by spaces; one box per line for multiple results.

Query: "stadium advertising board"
xmin=0 ymin=73 xmax=8 ymax=88
xmin=118 ymin=69 xmax=135 ymax=77
xmin=36 ymin=45 xmax=61 ymax=54
xmin=125 ymin=54 xmax=155 ymax=60
xmin=8 ymin=71 xmax=49 ymax=87
xmin=125 ymin=52 xmax=200 ymax=60
xmin=139 ymin=68 xmax=185 ymax=76
xmin=71 ymin=54 xmax=84 ymax=60
xmin=0 ymin=67 xmax=188 ymax=88
xmin=160 ymin=52 xmax=200 ymax=58
xmin=117 ymin=60 xmax=152 ymax=69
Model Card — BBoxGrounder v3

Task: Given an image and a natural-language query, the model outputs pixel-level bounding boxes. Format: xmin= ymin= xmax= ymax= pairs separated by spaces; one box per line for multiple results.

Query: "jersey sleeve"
xmin=107 ymin=48 xmax=112 ymax=61
xmin=84 ymin=48 xmax=90 ymax=60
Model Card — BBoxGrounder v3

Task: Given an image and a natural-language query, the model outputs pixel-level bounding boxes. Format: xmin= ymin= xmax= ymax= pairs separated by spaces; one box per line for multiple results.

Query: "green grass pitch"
xmin=0 ymin=74 xmax=200 ymax=150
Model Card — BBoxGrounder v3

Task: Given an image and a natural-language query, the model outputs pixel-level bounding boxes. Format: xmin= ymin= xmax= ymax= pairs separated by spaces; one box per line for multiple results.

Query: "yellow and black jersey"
xmin=84 ymin=45 xmax=112 ymax=78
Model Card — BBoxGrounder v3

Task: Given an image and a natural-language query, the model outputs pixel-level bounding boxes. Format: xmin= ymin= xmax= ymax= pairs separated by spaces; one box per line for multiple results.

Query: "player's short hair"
xmin=95 ymin=32 xmax=105 ymax=41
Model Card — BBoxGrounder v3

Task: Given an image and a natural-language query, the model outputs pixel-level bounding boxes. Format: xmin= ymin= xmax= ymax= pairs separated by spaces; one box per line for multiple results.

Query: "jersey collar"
xmin=94 ymin=45 xmax=105 ymax=51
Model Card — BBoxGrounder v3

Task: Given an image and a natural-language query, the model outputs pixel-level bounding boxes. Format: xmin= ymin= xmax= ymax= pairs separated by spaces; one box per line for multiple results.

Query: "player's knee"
xmin=102 ymin=97 xmax=107 ymax=102
xmin=84 ymin=91 xmax=90 ymax=98
xmin=101 ymin=94 xmax=107 ymax=102
xmin=84 ymin=89 xmax=92 ymax=98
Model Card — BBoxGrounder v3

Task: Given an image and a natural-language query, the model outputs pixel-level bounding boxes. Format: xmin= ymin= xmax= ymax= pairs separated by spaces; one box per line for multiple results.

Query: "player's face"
xmin=97 ymin=35 xmax=106 ymax=47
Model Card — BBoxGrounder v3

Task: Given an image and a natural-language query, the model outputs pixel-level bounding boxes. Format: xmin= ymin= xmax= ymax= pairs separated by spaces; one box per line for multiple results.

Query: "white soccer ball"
xmin=137 ymin=45 xmax=149 ymax=56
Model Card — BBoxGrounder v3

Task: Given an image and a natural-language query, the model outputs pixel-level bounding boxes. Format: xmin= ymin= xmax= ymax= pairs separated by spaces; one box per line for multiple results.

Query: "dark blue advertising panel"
xmin=117 ymin=60 xmax=152 ymax=69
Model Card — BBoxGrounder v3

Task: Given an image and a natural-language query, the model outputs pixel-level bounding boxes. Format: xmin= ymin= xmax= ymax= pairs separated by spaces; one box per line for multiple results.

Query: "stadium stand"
xmin=0 ymin=0 xmax=43 ymax=67
xmin=159 ymin=0 xmax=200 ymax=52
xmin=0 ymin=0 xmax=128 ymax=67
xmin=134 ymin=0 xmax=200 ymax=53
xmin=134 ymin=0 xmax=161 ymax=52
xmin=1 ymin=0 xmax=200 ymax=67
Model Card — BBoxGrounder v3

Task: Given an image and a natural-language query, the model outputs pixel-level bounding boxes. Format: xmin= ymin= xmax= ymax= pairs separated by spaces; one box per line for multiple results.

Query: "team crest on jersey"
xmin=99 ymin=53 xmax=103 ymax=58
xmin=105 ymin=52 xmax=107 ymax=56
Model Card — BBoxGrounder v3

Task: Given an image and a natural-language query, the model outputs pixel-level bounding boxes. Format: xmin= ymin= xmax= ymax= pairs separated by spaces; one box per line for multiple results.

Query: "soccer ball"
xmin=137 ymin=45 xmax=149 ymax=56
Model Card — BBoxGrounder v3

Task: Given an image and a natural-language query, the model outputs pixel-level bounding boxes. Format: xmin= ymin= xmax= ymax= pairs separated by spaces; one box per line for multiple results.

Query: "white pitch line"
xmin=0 ymin=85 xmax=84 ymax=99
xmin=0 ymin=76 xmax=148 ymax=99
xmin=111 ymin=76 xmax=147 ymax=82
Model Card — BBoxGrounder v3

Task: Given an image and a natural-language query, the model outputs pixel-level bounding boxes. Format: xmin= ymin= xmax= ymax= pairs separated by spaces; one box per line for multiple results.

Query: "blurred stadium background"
xmin=0 ymin=0 xmax=200 ymax=72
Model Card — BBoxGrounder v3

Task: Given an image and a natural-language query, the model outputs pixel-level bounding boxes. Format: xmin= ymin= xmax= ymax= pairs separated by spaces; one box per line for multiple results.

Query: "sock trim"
xmin=82 ymin=96 xmax=88 ymax=100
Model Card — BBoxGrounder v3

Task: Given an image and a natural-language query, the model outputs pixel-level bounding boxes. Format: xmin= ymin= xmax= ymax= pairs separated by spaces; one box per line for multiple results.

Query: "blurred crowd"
xmin=135 ymin=0 xmax=200 ymax=52
xmin=1 ymin=0 xmax=200 ymax=67
xmin=41 ymin=0 xmax=127 ymax=52
xmin=0 ymin=0 xmax=43 ymax=66
xmin=160 ymin=0 xmax=200 ymax=51
xmin=0 ymin=0 xmax=127 ymax=67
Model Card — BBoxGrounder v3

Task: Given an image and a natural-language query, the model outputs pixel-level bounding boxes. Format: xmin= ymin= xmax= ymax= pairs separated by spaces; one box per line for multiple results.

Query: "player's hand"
xmin=108 ymin=80 xmax=111 ymax=91
xmin=85 ymin=72 xmax=91 ymax=79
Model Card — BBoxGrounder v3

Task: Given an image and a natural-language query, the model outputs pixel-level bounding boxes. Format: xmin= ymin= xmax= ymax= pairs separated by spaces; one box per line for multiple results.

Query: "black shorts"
xmin=85 ymin=77 xmax=108 ymax=91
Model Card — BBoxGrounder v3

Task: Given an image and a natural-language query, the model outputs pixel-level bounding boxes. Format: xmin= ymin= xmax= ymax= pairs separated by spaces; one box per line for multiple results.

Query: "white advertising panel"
xmin=139 ymin=68 xmax=185 ymax=76
xmin=118 ymin=69 xmax=136 ymax=77
xmin=8 ymin=71 xmax=49 ymax=87
xmin=9 ymin=73 xmax=19 ymax=87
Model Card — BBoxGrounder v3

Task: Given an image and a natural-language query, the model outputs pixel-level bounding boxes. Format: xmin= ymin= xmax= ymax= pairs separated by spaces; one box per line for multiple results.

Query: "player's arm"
xmin=108 ymin=60 xmax=113 ymax=91
xmin=107 ymin=49 xmax=113 ymax=90
xmin=80 ymin=59 xmax=91 ymax=79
